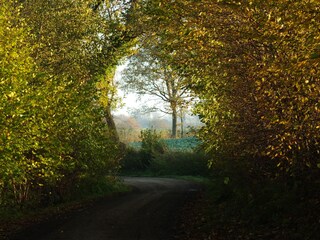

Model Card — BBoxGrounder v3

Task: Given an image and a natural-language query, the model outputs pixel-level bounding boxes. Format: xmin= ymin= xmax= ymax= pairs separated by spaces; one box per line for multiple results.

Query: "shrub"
xmin=120 ymin=147 xmax=148 ymax=172
xmin=121 ymin=130 xmax=210 ymax=176
xmin=140 ymin=129 xmax=167 ymax=165
xmin=150 ymin=151 xmax=210 ymax=176
xmin=140 ymin=129 xmax=167 ymax=154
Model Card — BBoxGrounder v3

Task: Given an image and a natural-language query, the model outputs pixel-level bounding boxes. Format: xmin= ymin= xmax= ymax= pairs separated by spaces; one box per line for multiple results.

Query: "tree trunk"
xmin=105 ymin=106 xmax=119 ymax=142
xmin=172 ymin=108 xmax=177 ymax=139
xmin=180 ymin=113 xmax=184 ymax=138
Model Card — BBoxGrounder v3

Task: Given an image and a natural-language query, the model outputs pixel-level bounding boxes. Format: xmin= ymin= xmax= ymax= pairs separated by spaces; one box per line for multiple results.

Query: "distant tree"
xmin=114 ymin=115 xmax=141 ymax=129
xmin=114 ymin=114 xmax=141 ymax=142
xmin=149 ymin=117 xmax=171 ymax=130
xmin=121 ymin=47 xmax=192 ymax=138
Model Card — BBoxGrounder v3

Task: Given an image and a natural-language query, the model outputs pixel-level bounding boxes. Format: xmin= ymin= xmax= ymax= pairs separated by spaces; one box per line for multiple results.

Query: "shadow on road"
xmin=10 ymin=177 xmax=201 ymax=240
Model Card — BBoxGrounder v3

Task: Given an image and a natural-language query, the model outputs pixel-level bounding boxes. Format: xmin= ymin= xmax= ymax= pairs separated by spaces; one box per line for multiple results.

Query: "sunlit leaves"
xmin=136 ymin=0 xmax=320 ymax=172
xmin=0 ymin=0 xmax=125 ymax=207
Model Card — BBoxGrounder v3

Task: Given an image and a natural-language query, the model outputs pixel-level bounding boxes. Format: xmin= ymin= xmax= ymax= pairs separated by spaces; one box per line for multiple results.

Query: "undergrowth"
xmin=0 ymin=176 xmax=129 ymax=235
xmin=183 ymin=155 xmax=320 ymax=240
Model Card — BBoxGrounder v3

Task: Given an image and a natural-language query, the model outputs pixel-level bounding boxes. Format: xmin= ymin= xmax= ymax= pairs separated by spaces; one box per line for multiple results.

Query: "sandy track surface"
xmin=10 ymin=177 xmax=200 ymax=240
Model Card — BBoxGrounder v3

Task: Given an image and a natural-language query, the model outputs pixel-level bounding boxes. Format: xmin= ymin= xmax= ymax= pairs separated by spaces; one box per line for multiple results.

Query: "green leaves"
xmin=0 ymin=0 xmax=129 ymax=207
xmin=135 ymin=0 xmax=320 ymax=174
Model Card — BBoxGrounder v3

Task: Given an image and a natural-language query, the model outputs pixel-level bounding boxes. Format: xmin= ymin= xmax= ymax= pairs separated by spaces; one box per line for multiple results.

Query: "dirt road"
xmin=10 ymin=177 xmax=200 ymax=240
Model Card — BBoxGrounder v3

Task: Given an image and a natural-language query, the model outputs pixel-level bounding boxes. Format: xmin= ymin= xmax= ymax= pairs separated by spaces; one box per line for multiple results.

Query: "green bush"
xmin=120 ymin=129 xmax=167 ymax=173
xmin=150 ymin=151 xmax=210 ymax=176
xmin=121 ymin=130 xmax=210 ymax=176
xmin=128 ymin=136 xmax=201 ymax=152
xmin=139 ymin=129 xmax=168 ymax=166
xmin=121 ymin=148 xmax=210 ymax=177
xmin=120 ymin=147 xmax=148 ymax=172
xmin=140 ymin=129 xmax=167 ymax=154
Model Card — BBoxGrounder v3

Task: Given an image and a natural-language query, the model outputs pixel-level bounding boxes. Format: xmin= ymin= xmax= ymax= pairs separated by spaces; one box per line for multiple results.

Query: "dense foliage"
xmin=129 ymin=136 xmax=200 ymax=152
xmin=134 ymin=0 xmax=320 ymax=176
xmin=128 ymin=1 xmax=320 ymax=238
xmin=0 ymin=0 xmax=133 ymax=208
xmin=2 ymin=0 xmax=320 ymax=237
xmin=121 ymin=130 xmax=208 ymax=176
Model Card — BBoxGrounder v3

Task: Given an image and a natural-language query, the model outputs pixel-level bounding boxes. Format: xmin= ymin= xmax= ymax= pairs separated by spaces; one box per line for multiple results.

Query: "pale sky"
xmin=113 ymin=64 xmax=156 ymax=116
xmin=112 ymin=64 xmax=203 ymax=128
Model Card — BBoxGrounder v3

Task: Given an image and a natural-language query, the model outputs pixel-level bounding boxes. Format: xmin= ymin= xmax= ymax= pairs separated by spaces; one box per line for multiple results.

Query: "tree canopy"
xmin=121 ymin=47 xmax=192 ymax=138
xmin=0 ymin=0 xmax=136 ymax=207
xmin=126 ymin=0 xmax=320 ymax=174
xmin=1 ymin=0 xmax=319 ymax=210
